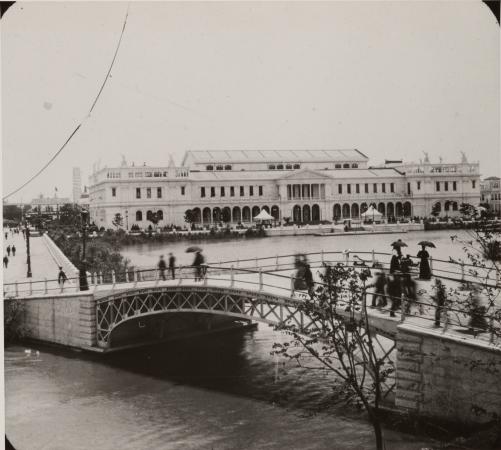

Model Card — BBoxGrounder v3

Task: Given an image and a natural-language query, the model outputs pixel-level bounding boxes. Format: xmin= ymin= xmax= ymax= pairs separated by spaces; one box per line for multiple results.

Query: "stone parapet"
xmin=395 ymin=323 xmax=501 ymax=425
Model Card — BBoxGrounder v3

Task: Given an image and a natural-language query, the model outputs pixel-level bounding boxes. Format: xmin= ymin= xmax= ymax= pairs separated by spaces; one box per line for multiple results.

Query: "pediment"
xmin=278 ymin=168 xmax=333 ymax=181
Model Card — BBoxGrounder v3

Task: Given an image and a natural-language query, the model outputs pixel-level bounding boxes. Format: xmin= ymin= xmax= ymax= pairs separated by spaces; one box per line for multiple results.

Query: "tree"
xmin=431 ymin=202 xmax=441 ymax=217
xmin=273 ymin=264 xmax=392 ymax=450
xmin=3 ymin=204 xmax=26 ymax=222
xmin=112 ymin=213 xmax=124 ymax=229
xmin=184 ymin=209 xmax=194 ymax=225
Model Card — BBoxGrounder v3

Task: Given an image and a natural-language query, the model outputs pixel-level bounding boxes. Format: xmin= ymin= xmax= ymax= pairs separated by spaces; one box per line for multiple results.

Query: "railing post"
xmin=204 ymin=267 xmax=208 ymax=286
xmin=15 ymin=282 xmax=18 ymax=297
xmin=259 ymin=268 xmax=263 ymax=291
xmin=321 ymin=250 xmax=324 ymax=264
xmin=429 ymin=256 xmax=433 ymax=273
xmin=125 ymin=270 xmax=129 ymax=283
xmin=490 ymin=314 xmax=495 ymax=344
xmin=236 ymin=258 xmax=240 ymax=268
xmin=400 ymin=293 xmax=406 ymax=322
xmin=178 ymin=267 xmax=183 ymax=285
xmin=29 ymin=280 xmax=33 ymax=296
xmin=98 ymin=272 xmax=103 ymax=284
xmin=345 ymin=251 xmax=350 ymax=265
xmin=230 ymin=265 xmax=235 ymax=287
xmin=93 ymin=272 xmax=98 ymax=290
xmin=44 ymin=278 xmax=48 ymax=294
xmin=461 ymin=262 xmax=465 ymax=282
xmin=111 ymin=270 xmax=116 ymax=284
xmin=372 ymin=249 xmax=375 ymax=266
xmin=275 ymin=255 xmax=279 ymax=271
xmin=290 ymin=274 xmax=295 ymax=297
xmin=255 ymin=257 xmax=258 ymax=269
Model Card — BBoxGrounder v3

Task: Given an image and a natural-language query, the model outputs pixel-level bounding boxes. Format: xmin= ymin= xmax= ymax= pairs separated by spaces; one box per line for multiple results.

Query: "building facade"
xmin=481 ymin=176 xmax=501 ymax=216
xmin=30 ymin=194 xmax=71 ymax=219
xmin=88 ymin=150 xmax=481 ymax=229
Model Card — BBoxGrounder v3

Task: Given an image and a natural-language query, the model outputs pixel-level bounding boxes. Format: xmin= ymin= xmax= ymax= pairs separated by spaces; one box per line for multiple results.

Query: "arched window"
xmin=206 ymin=165 xmax=214 ymax=171
xmin=343 ymin=163 xmax=350 ymax=168
xmin=351 ymin=163 xmax=358 ymax=168
xmin=216 ymin=165 xmax=223 ymax=171
xmin=293 ymin=164 xmax=300 ymax=169
xmin=224 ymin=165 xmax=232 ymax=170
xmin=157 ymin=210 xmax=164 ymax=220
xmin=286 ymin=164 xmax=292 ymax=170
xmin=146 ymin=210 xmax=153 ymax=221
xmin=136 ymin=211 xmax=142 ymax=221
xmin=277 ymin=164 xmax=284 ymax=170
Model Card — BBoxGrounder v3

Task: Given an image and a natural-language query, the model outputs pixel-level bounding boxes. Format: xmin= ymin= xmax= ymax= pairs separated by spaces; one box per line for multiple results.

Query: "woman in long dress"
xmin=417 ymin=245 xmax=431 ymax=280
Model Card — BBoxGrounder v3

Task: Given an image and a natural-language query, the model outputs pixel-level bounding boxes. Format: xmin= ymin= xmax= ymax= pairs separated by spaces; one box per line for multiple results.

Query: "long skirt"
xmin=419 ymin=258 xmax=431 ymax=280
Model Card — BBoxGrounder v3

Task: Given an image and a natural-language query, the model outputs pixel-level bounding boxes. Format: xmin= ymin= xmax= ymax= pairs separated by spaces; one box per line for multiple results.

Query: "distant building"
xmin=88 ymin=150 xmax=481 ymax=229
xmin=30 ymin=194 xmax=71 ymax=219
xmin=481 ymin=176 xmax=501 ymax=216
xmin=73 ymin=167 xmax=82 ymax=203
xmin=78 ymin=186 xmax=90 ymax=210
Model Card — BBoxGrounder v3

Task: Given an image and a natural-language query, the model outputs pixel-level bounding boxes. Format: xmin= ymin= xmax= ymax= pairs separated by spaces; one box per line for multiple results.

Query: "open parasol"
xmin=186 ymin=246 xmax=203 ymax=253
xmin=391 ymin=239 xmax=408 ymax=248
xmin=418 ymin=241 xmax=436 ymax=248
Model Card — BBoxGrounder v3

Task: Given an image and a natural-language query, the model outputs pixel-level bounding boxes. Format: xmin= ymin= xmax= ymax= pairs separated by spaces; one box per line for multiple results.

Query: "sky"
xmin=1 ymin=0 xmax=499 ymax=203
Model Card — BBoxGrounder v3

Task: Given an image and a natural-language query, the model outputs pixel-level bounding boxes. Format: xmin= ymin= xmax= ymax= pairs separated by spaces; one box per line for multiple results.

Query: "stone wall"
xmin=396 ymin=323 xmax=501 ymax=424
xmin=19 ymin=293 xmax=95 ymax=348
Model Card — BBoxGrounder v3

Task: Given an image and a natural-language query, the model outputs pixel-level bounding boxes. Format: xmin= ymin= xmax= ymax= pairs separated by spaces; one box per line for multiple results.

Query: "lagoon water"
xmin=6 ymin=230 xmax=468 ymax=450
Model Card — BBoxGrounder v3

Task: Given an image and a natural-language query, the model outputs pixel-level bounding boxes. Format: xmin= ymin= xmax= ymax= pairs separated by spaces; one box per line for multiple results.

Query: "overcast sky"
xmin=2 ymin=1 xmax=499 ymax=203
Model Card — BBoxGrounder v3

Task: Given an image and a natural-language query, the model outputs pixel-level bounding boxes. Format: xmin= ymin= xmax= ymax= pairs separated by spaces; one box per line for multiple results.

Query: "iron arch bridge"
xmin=95 ymin=282 xmax=399 ymax=349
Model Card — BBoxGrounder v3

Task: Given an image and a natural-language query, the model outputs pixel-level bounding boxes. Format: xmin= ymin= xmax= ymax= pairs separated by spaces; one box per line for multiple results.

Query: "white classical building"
xmin=88 ymin=150 xmax=481 ymax=229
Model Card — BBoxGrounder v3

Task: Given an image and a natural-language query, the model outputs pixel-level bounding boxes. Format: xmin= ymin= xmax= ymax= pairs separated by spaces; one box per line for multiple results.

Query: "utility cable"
xmin=3 ymin=4 xmax=130 ymax=201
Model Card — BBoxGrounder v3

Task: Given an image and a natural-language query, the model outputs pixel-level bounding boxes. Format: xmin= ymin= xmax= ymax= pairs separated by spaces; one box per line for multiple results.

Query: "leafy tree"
xmin=273 ymin=264 xmax=391 ymax=450
xmin=431 ymin=202 xmax=441 ymax=217
xmin=112 ymin=213 xmax=124 ymax=229
xmin=58 ymin=203 xmax=83 ymax=227
xmin=184 ymin=209 xmax=194 ymax=224
xmin=3 ymin=204 xmax=27 ymax=222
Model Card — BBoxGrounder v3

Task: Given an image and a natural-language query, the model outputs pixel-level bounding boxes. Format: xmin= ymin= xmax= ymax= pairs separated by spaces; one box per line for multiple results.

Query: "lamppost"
xmin=25 ymin=220 xmax=32 ymax=278
xmin=79 ymin=209 xmax=89 ymax=291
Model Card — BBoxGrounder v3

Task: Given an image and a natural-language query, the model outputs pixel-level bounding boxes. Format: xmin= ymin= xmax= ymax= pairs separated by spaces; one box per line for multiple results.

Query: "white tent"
xmin=253 ymin=209 xmax=274 ymax=221
xmin=360 ymin=206 xmax=383 ymax=218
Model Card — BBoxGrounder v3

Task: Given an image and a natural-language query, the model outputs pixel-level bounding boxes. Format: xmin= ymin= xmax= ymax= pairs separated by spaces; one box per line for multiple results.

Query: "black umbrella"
xmin=418 ymin=241 xmax=436 ymax=248
xmin=186 ymin=246 xmax=203 ymax=253
xmin=391 ymin=239 xmax=408 ymax=248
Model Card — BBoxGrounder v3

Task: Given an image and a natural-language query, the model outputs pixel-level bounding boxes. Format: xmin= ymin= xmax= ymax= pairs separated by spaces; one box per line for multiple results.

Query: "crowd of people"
xmin=3 ymin=227 xmax=22 ymax=269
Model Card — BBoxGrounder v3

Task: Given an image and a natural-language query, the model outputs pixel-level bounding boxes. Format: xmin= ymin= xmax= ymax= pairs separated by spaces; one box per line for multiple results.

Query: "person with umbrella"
xmin=187 ymin=246 xmax=205 ymax=281
xmin=391 ymin=239 xmax=407 ymax=258
xmin=389 ymin=249 xmax=401 ymax=274
xmin=417 ymin=241 xmax=435 ymax=280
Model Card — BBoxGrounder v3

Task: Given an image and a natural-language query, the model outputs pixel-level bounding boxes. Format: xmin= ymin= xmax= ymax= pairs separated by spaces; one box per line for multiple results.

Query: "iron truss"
xmin=96 ymin=285 xmax=324 ymax=347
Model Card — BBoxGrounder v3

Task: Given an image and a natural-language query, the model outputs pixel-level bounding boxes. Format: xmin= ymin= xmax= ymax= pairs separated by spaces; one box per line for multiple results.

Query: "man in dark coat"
xmin=6 ymin=245 xmax=10 ymax=257
xmin=193 ymin=251 xmax=205 ymax=281
xmin=11 ymin=245 xmax=16 ymax=257
xmin=168 ymin=253 xmax=176 ymax=279
xmin=58 ymin=266 xmax=68 ymax=286
xmin=3 ymin=255 xmax=8 ymax=268
xmin=158 ymin=255 xmax=167 ymax=281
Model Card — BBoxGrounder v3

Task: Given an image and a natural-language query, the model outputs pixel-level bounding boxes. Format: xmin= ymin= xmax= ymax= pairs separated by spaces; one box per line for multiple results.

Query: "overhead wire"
xmin=3 ymin=3 xmax=130 ymax=201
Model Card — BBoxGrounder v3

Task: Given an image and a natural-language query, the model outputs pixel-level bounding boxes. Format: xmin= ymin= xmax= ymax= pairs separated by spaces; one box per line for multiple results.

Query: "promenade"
xmin=2 ymin=229 xmax=77 ymax=292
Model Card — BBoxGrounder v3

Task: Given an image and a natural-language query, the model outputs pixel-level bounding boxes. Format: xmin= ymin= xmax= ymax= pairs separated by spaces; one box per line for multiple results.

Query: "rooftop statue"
xmin=423 ymin=151 xmax=430 ymax=163
xmin=461 ymin=151 xmax=468 ymax=163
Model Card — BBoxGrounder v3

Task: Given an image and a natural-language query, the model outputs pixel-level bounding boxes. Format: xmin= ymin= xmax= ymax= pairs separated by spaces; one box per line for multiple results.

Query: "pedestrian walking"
xmin=4 ymin=232 xmax=7 ymax=240
xmin=303 ymin=262 xmax=314 ymax=297
xmin=417 ymin=245 xmax=432 ymax=280
xmin=168 ymin=253 xmax=176 ymax=279
xmin=400 ymin=254 xmax=416 ymax=303
xmin=58 ymin=266 xmax=68 ymax=287
xmin=431 ymin=279 xmax=446 ymax=327
xmin=389 ymin=249 xmax=400 ymax=274
xmin=193 ymin=250 xmax=205 ymax=281
xmin=372 ymin=271 xmax=387 ymax=307
xmin=158 ymin=255 xmax=167 ymax=281
xmin=387 ymin=274 xmax=402 ymax=317
xmin=3 ymin=255 xmax=8 ymax=268
xmin=6 ymin=245 xmax=11 ymax=257
xmin=11 ymin=245 xmax=16 ymax=257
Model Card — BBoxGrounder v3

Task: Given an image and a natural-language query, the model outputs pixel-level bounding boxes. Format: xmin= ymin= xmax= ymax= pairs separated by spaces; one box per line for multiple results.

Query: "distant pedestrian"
xmin=168 ymin=253 xmax=176 ymax=279
xmin=58 ymin=266 xmax=68 ymax=287
xmin=303 ymin=263 xmax=314 ymax=297
xmin=4 ymin=232 xmax=7 ymax=240
xmin=417 ymin=245 xmax=432 ymax=280
xmin=11 ymin=245 xmax=16 ymax=257
xmin=193 ymin=250 xmax=205 ymax=281
xmin=6 ymin=245 xmax=11 ymax=257
xmin=3 ymin=255 xmax=8 ymax=268
xmin=158 ymin=255 xmax=167 ymax=281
